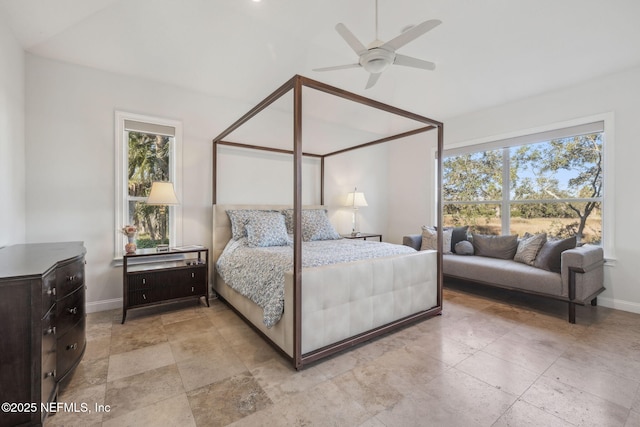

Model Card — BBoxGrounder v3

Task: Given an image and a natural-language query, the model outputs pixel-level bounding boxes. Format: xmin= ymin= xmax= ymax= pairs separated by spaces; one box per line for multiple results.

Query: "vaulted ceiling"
xmin=2 ymin=0 xmax=640 ymax=121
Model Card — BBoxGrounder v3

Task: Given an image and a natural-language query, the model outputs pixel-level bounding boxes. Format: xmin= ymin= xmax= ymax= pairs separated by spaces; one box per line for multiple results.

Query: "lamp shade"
xmin=346 ymin=188 xmax=368 ymax=207
xmin=146 ymin=181 xmax=179 ymax=205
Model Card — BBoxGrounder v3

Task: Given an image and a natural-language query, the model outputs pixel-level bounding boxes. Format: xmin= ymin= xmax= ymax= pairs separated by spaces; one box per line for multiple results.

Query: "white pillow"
xmin=420 ymin=226 xmax=452 ymax=254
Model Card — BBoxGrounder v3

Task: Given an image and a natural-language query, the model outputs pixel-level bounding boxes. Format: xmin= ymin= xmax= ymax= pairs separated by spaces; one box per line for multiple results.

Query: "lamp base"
xmin=351 ymin=231 xmax=361 ymax=237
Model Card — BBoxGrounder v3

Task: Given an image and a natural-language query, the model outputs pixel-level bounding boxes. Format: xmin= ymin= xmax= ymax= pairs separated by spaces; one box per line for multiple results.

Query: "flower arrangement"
xmin=121 ymin=225 xmax=137 ymax=237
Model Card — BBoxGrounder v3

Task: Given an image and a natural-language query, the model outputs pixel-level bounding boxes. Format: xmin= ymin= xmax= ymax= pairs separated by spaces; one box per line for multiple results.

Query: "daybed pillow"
xmin=534 ymin=236 xmax=577 ymax=273
xmin=245 ymin=211 xmax=290 ymax=247
xmin=448 ymin=226 xmax=469 ymax=253
xmin=227 ymin=209 xmax=281 ymax=240
xmin=454 ymin=240 xmax=474 ymax=255
xmin=471 ymin=233 xmax=519 ymax=260
xmin=420 ymin=226 xmax=453 ymax=254
xmin=514 ymin=232 xmax=547 ymax=265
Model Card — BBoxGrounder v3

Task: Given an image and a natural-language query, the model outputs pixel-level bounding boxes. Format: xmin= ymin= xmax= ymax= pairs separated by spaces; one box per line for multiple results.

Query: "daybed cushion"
xmin=455 ymin=240 xmax=474 ymax=255
xmin=514 ymin=233 xmax=547 ymax=265
xmin=421 ymin=226 xmax=452 ymax=253
xmin=534 ymin=236 xmax=577 ymax=273
xmin=443 ymin=254 xmax=562 ymax=296
xmin=472 ymin=233 xmax=519 ymax=260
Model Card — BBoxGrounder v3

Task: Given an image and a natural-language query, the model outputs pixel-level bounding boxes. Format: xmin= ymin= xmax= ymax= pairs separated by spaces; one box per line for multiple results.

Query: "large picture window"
xmin=443 ymin=122 xmax=604 ymax=245
xmin=115 ymin=112 xmax=182 ymax=257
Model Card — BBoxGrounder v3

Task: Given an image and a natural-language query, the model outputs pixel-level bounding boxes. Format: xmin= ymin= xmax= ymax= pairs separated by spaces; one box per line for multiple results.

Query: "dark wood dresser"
xmin=0 ymin=242 xmax=86 ymax=427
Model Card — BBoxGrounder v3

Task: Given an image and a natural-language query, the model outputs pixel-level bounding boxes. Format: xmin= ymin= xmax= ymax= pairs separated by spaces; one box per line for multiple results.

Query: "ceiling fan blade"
xmin=382 ymin=19 xmax=442 ymax=51
xmin=335 ymin=23 xmax=368 ymax=55
xmin=312 ymin=63 xmax=361 ymax=72
xmin=394 ymin=54 xmax=436 ymax=70
xmin=365 ymin=72 xmax=382 ymax=89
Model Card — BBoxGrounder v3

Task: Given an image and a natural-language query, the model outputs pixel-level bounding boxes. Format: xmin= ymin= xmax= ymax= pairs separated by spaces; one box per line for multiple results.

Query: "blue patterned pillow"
xmin=227 ymin=209 xmax=281 ymax=240
xmin=282 ymin=209 xmax=340 ymax=241
xmin=245 ymin=212 xmax=290 ymax=247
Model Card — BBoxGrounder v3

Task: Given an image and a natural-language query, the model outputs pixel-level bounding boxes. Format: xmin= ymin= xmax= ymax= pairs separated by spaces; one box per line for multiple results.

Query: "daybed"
xmin=403 ymin=232 xmax=605 ymax=323
xmin=211 ymin=76 xmax=445 ymax=370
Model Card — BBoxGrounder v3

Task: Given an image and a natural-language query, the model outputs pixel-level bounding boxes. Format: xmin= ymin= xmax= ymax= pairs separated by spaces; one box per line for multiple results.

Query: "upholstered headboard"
xmin=212 ymin=204 xmax=325 ymax=264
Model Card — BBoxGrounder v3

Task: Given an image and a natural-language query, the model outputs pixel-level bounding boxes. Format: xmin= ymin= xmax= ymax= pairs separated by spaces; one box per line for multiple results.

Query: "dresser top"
xmin=0 ymin=242 xmax=86 ymax=280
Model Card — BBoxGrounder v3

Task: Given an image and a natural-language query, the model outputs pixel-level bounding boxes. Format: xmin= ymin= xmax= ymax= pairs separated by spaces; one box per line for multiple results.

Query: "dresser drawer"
xmin=42 ymin=271 xmax=57 ymax=316
xmin=56 ymin=286 xmax=85 ymax=336
xmin=57 ymin=316 xmax=86 ymax=380
xmin=42 ymin=306 xmax=57 ymax=355
xmin=57 ymin=258 xmax=85 ymax=298
xmin=41 ymin=348 xmax=57 ymax=408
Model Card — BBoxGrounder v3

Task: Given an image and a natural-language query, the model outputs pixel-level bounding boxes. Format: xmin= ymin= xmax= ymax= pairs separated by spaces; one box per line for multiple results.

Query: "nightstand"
xmin=341 ymin=233 xmax=383 ymax=242
xmin=122 ymin=246 xmax=209 ymax=323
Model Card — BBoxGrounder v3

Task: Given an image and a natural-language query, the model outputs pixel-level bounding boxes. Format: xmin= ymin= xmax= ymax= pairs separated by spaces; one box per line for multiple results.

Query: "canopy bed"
xmin=212 ymin=75 xmax=443 ymax=370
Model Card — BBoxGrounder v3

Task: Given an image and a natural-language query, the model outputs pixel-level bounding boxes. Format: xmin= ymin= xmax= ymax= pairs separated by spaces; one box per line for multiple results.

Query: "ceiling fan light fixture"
xmin=360 ymin=48 xmax=395 ymax=73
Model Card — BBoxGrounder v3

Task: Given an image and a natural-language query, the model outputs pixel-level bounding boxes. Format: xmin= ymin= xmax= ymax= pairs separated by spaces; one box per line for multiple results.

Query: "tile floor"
xmin=48 ymin=282 xmax=640 ymax=426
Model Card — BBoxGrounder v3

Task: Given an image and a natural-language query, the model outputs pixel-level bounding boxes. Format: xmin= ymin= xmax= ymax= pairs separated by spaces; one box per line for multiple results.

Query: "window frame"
xmin=114 ymin=111 xmax=183 ymax=259
xmin=437 ymin=113 xmax=615 ymax=260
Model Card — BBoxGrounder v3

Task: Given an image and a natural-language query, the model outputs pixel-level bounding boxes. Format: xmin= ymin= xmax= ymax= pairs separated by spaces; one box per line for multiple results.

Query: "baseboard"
xmin=86 ymin=298 xmax=122 ymax=313
xmin=597 ymin=296 xmax=640 ymax=315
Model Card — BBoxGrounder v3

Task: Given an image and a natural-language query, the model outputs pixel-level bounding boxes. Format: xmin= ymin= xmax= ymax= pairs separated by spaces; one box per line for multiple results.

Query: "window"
xmin=115 ymin=112 xmax=182 ymax=257
xmin=442 ymin=121 xmax=604 ymax=245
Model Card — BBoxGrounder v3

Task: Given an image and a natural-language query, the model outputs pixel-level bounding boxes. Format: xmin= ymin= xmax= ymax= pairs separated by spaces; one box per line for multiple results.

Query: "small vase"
xmin=125 ymin=236 xmax=137 ymax=254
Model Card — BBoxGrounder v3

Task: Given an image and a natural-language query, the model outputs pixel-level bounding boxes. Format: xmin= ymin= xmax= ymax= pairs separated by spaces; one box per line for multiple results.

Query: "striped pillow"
xmin=514 ymin=233 xmax=547 ymax=265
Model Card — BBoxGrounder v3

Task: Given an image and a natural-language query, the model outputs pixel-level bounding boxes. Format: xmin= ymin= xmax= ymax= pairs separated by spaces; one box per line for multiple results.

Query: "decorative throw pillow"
xmin=454 ymin=240 xmax=474 ymax=255
xmin=471 ymin=233 xmax=519 ymax=260
xmin=514 ymin=232 xmax=547 ymax=265
xmin=227 ymin=209 xmax=280 ymax=240
xmin=534 ymin=236 xmax=577 ymax=273
xmin=420 ymin=226 xmax=453 ymax=253
xmin=301 ymin=210 xmax=341 ymax=241
xmin=450 ymin=226 xmax=469 ymax=253
xmin=245 ymin=212 xmax=290 ymax=247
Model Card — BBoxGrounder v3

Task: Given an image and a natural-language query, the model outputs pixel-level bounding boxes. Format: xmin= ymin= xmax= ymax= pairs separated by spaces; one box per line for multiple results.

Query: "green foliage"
xmin=128 ymin=131 xmax=172 ymax=243
xmin=443 ymin=133 xmax=603 ymax=243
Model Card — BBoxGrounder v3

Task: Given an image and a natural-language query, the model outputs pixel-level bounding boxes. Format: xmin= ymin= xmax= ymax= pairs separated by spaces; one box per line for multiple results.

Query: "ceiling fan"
xmin=313 ymin=0 xmax=441 ymax=89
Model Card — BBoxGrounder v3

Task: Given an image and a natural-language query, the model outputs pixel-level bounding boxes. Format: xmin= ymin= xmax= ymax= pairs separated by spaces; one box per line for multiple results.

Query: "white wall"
xmin=0 ymin=14 xmax=26 ymax=246
xmin=24 ymin=55 xmax=246 ymax=311
xmin=442 ymin=65 xmax=640 ymax=314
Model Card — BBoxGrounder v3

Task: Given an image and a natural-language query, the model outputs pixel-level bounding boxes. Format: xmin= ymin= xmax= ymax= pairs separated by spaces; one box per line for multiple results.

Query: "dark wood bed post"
xmin=437 ymin=125 xmax=444 ymax=309
xmin=293 ymin=76 xmax=304 ymax=369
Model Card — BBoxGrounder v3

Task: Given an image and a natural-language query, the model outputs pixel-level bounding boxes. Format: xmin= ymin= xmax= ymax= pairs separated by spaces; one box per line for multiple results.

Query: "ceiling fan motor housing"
xmin=360 ymin=47 xmax=396 ymax=73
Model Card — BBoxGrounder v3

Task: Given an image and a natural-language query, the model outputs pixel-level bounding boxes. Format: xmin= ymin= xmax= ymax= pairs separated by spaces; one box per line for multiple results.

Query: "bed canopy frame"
xmin=212 ymin=74 xmax=443 ymax=369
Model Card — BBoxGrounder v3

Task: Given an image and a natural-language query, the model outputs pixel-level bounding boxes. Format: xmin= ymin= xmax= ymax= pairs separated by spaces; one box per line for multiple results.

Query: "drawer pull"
xmin=46 ymin=287 xmax=56 ymax=296
xmin=67 ymin=307 xmax=78 ymax=315
xmin=191 ymin=286 xmax=194 ymax=292
xmin=67 ymin=275 xmax=76 ymax=282
xmin=191 ymin=272 xmax=195 ymax=278
xmin=44 ymin=370 xmax=56 ymax=379
xmin=142 ymin=278 xmax=146 ymax=285
xmin=67 ymin=343 xmax=78 ymax=351
xmin=45 ymin=326 xmax=56 ymax=336
xmin=142 ymin=293 xmax=147 ymax=300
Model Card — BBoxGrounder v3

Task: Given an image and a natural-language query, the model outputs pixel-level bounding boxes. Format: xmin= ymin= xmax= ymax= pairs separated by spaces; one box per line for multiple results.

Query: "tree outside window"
xmin=443 ymin=131 xmax=603 ymax=244
xmin=127 ymin=131 xmax=173 ymax=248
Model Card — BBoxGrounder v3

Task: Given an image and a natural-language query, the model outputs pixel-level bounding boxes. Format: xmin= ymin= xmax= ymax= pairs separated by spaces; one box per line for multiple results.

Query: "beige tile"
xmin=103 ymin=364 xmax=184 ymax=420
xmin=47 ymin=383 xmax=106 ymax=427
xmin=374 ymin=393 xmax=483 ymax=427
xmin=168 ymin=328 xmax=224 ymax=362
xmin=61 ymin=356 xmax=109 ymax=394
xmin=162 ymin=315 xmax=215 ymax=341
xmin=562 ymin=342 xmax=640 ymax=383
xmin=409 ymin=329 xmax=477 ymax=367
xmin=187 ymin=371 xmax=272 ymax=426
xmin=102 ymin=393 xmax=196 ymax=427
xmin=83 ymin=335 xmax=111 ymax=361
xmin=231 ymin=380 xmax=370 ymax=427
xmin=107 ymin=342 xmax=175 ymax=382
xmin=493 ymin=399 xmax=576 ymax=427
xmin=369 ymin=345 xmax=449 ymax=392
xmin=441 ymin=313 xmax=512 ymax=350
xmin=456 ymin=350 xmax=539 ymax=396
xmin=544 ymin=355 xmax=639 ymax=409
xmin=249 ymin=357 xmax=328 ymax=403
xmin=331 ymin=362 xmax=404 ymax=414
xmin=522 ymin=375 xmax=628 ymax=427
xmin=626 ymin=410 xmax=640 ymax=427
xmin=109 ymin=320 xmax=168 ymax=355
xmin=418 ymin=368 xmax=518 ymax=426
xmin=176 ymin=346 xmax=247 ymax=392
